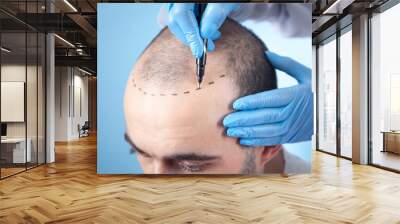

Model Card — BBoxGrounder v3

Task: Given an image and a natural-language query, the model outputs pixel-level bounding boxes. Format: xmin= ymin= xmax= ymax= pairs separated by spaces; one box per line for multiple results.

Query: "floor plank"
xmin=0 ymin=135 xmax=400 ymax=224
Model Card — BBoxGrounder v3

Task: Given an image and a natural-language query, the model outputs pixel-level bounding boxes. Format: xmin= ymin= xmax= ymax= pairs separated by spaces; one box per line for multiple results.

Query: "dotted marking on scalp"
xmin=131 ymin=74 xmax=227 ymax=96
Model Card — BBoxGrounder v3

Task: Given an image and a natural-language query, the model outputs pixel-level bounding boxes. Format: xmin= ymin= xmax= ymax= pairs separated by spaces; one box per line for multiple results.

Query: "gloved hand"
xmin=161 ymin=3 xmax=239 ymax=58
xmin=223 ymin=51 xmax=313 ymax=146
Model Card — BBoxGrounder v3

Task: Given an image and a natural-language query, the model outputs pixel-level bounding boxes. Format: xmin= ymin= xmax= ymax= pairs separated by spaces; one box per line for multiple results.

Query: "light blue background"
xmin=98 ymin=3 xmax=312 ymax=174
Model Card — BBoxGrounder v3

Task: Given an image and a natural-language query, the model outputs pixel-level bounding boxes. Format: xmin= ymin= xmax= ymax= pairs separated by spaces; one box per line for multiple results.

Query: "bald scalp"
xmin=132 ymin=19 xmax=277 ymax=97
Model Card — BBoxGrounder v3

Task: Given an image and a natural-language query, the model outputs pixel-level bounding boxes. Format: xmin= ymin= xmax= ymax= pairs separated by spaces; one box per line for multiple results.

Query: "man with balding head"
xmin=124 ymin=19 xmax=309 ymax=174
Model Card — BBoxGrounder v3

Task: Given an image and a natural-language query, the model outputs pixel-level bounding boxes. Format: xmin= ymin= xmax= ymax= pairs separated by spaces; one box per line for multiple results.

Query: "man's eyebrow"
xmin=124 ymin=133 xmax=220 ymax=161
xmin=124 ymin=133 xmax=149 ymax=156
xmin=165 ymin=153 xmax=220 ymax=162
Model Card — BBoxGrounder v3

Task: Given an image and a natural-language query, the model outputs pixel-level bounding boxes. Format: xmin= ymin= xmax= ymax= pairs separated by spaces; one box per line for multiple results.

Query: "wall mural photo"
xmin=97 ymin=3 xmax=313 ymax=174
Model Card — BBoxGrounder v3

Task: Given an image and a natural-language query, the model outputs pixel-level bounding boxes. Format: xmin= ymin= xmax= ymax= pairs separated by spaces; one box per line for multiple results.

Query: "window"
xmin=317 ymin=37 xmax=337 ymax=154
xmin=370 ymin=3 xmax=400 ymax=171
xmin=339 ymin=29 xmax=352 ymax=158
xmin=0 ymin=1 xmax=46 ymax=179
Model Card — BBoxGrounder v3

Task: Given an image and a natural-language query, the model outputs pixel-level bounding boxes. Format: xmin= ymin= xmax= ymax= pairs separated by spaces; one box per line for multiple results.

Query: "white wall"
xmin=55 ymin=66 xmax=69 ymax=141
xmin=71 ymin=72 xmax=89 ymax=138
xmin=1 ymin=65 xmax=25 ymax=131
xmin=54 ymin=67 xmax=89 ymax=141
xmin=1 ymin=65 xmax=41 ymax=138
xmin=1 ymin=63 xmax=46 ymax=164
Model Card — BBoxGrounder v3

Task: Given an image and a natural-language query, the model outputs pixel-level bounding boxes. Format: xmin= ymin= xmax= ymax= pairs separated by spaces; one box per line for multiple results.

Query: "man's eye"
xmin=181 ymin=164 xmax=201 ymax=172
xmin=177 ymin=161 xmax=207 ymax=173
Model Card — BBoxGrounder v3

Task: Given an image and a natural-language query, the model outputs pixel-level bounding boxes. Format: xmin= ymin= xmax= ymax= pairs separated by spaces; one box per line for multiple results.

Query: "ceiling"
xmin=0 ymin=0 xmax=98 ymax=73
xmin=0 ymin=0 xmax=393 ymax=74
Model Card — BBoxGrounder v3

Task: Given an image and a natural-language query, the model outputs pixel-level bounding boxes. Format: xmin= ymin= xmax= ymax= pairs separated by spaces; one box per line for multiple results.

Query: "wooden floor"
xmin=1 ymin=163 xmax=44 ymax=178
xmin=372 ymin=150 xmax=400 ymax=171
xmin=0 ymin=135 xmax=400 ymax=224
xmin=1 ymin=167 xmax=26 ymax=178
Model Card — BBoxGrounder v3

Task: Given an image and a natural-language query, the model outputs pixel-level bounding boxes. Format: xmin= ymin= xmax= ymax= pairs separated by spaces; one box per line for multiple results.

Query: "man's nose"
xmin=153 ymin=162 xmax=169 ymax=174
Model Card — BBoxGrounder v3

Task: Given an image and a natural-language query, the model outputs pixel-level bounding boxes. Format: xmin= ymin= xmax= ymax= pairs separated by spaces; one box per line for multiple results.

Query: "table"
xmin=1 ymin=138 xmax=31 ymax=163
xmin=381 ymin=131 xmax=400 ymax=154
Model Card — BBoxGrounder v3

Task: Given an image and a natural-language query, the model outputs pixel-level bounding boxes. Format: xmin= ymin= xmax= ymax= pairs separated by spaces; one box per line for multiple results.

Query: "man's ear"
xmin=259 ymin=145 xmax=282 ymax=167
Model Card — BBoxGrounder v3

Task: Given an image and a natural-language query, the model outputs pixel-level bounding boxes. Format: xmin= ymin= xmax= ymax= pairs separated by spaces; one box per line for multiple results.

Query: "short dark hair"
xmin=135 ymin=19 xmax=276 ymax=97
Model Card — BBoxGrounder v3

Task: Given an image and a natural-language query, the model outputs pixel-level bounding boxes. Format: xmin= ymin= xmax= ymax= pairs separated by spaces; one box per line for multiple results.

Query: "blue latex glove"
xmin=164 ymin=3 xmax=239 ymax=58
xmin=223 ymin=51 xmax=313 ymax=146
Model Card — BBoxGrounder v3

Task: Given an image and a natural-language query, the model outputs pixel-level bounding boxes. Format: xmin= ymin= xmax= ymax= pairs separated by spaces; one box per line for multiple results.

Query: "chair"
xmin=78 ymin=121 xmax=90 ymax=138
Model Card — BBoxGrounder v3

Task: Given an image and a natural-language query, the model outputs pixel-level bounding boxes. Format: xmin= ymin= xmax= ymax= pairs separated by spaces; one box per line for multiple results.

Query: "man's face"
xmin=124 ymin=54 xmax=265 ymax=174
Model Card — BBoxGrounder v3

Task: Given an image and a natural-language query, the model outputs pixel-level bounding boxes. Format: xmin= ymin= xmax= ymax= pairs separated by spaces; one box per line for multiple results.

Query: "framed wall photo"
xmin=97 ymin=3 xmax=313 ymax=175
xmin=1 ymin=81 xmax=25 ymax=122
